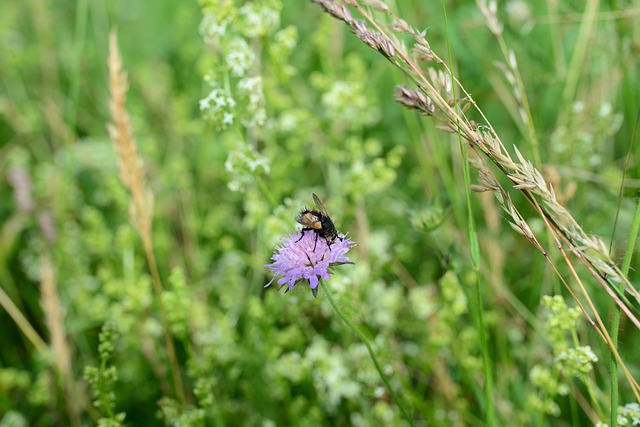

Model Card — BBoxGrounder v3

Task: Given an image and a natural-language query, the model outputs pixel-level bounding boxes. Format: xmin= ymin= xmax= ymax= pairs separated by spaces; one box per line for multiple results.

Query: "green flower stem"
xmin=440 ymin=1 xmax=495 ymax=422
xmin=318 ymin=280 xmax=415 ymax=426
xmin=610 ymin=193 xmax=640 ymax=426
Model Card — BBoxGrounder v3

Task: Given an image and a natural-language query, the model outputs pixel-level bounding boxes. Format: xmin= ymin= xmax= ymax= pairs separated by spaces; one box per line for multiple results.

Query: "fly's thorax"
xmin=319 ymin=216 xmax=338 ymax=241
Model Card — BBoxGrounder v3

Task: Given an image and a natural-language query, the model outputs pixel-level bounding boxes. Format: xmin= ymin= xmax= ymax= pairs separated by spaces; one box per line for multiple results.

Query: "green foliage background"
xmin=1 ymin=0 xmax=639 ymax=426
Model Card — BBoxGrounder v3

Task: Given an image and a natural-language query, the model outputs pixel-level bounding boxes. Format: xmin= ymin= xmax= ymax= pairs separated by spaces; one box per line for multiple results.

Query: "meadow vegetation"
xmin=1 ymin=0 xmax=640 ymax=426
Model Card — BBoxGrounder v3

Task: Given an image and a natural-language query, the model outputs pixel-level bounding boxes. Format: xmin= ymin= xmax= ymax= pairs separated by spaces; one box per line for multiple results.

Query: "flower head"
xmin=265 ymin=230 xmax=354 ymax=297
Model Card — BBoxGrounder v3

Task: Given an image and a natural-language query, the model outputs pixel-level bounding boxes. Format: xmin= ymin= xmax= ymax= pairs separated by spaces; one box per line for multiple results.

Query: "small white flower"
xmin=226 ymin=38 xmax=254 ymax=77
xmin=199 ymin=13 xmax=228 ymax=44
xmin=223 ymin=112 xmax=234 ymax=126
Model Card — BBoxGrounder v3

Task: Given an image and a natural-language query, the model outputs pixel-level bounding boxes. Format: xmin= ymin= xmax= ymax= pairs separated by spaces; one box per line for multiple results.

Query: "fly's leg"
xmin=295 ymin=228 xmax=309 ymax=243
xmin=296 ymin=228 xmax=320 ymax=251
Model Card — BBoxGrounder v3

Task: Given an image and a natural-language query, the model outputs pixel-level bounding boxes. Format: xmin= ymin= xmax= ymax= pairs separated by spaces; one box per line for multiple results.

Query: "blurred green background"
xmin=1 ymin=0 xmax=639 ymax=425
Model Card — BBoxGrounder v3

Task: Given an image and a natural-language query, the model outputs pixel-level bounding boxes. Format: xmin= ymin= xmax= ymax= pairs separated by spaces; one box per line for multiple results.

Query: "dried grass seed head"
xmin=312 ymin=0 xmax=354 ymax=25
xmin=394 ymin=86 xmax=435 ymax=116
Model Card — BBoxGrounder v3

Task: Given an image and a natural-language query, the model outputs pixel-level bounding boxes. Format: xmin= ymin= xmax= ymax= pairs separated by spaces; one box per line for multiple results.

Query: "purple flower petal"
xmin=309 ymin=275 xmax=318 ymax=289
xmin=264 ymin=230 xmax=354 ymax=295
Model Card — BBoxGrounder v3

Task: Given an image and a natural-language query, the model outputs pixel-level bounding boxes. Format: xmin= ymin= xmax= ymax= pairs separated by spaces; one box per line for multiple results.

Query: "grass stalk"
xmin=442 ymin=2 xmax=495 ymax=422
xmin=610 ymin=196 xmax=640 ymax=425
xmin=610 ymin=111 xmax=640 ymax=425
xmin=475 ymin=0 xmax=541 ymax=168
xmin=40 ymin=252 xmax=82 ymax=425
xmin=0 ymin=282 xmax=47 ymax=352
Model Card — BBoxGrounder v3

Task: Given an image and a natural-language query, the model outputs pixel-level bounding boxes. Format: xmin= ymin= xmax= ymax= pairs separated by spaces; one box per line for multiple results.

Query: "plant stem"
xmin=610 ymin=195 xmax=640 ymax=425
xmin=440 ymin=1 xmax=495 ymax=422
xmin=142 ymin=234 xmax=186 ymax=404
xmin=318 ymin=281 xmax=414 ymax=426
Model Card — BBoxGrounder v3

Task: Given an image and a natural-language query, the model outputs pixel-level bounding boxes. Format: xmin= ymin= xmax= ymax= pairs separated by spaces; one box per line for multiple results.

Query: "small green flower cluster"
xmin=618 ymin=403 xmax=640 ymax=426
xmin=597 ymin=403 xmax=640 ymax=426
xmin=224 ymin=140 xmax=270 ymax=192
xmin=157 ymin=397 xmax=206 ymax=427
xmin=84 ymin=323 xmax=126 ymax=427
xmin=528 ymin=295 xmax=597 ymax=417
xmin=542 ymin=295 xmax=581 ymax=351
xmin=529 ymin=364 xmax=570 ymax=416
xmin=161 ymin=268 xmax=191 ymax=339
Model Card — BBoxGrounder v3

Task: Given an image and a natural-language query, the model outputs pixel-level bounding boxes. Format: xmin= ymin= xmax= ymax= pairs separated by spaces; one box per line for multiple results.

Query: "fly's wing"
xmin=296 ymin=211 xmax=322 ymax=229
xmin=312 ymin=193 xmax=330 ymax=217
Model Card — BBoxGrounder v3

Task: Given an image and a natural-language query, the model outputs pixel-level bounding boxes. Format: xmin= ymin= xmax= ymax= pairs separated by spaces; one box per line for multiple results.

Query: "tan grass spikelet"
xmin=107 ymin=31 xmax=153 ymax=241
xmin=40 ymin=252 xmax=83 ymax=423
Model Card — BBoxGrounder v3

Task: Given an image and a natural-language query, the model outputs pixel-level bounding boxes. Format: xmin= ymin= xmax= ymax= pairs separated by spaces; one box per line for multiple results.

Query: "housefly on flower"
xmin=295 ymin=193 xmax=342 ymax=251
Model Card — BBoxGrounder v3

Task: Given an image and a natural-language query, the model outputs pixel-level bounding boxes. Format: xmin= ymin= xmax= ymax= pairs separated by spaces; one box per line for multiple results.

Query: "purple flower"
xmin=265 ymin=230 xmax=354 ymax=297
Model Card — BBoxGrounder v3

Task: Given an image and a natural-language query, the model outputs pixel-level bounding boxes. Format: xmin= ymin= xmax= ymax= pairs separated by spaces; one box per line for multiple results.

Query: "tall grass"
xmin=107 ymin=31 xmax=186 ymax=405
xmin=1 ymin=0 xmax=639 ymax=425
